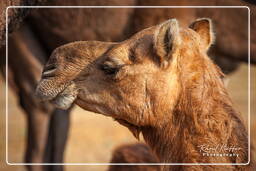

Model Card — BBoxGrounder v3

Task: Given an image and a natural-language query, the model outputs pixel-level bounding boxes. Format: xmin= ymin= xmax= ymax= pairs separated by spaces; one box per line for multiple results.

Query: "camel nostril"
xmin=43 ymin=63 xmax=56 ymax=72
xmin=42 ymin=63 xmax=57 ymax=79
xmin=42 ymin=68 xmax=57 ymax=78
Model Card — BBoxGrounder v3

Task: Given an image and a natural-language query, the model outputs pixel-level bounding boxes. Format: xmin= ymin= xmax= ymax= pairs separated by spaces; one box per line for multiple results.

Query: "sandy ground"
xmin=0 ymin=64 xmax=255 ymax=171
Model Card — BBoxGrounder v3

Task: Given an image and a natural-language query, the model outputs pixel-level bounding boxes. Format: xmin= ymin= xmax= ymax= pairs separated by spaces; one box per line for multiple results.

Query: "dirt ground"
xmin=0 ymin=64 xmax=255 ymax=171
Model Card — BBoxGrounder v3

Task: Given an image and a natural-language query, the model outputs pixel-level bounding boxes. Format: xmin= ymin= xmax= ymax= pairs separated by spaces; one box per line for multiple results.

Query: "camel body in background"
xmin=1 ymin=0 xmax=255 ymax=171
xmin=36 ymin=18 xmax=255 ymax=170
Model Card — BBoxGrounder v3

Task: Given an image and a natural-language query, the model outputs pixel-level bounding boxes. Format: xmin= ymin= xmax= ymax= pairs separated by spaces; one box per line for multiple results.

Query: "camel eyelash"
xmin=100 ymin=63 xmax=121 ymax=75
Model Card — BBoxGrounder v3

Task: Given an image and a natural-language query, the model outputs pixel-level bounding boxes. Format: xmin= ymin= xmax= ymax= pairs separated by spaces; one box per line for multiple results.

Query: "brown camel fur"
xmin=1 ymin=1 xmax=254 ymax=170
xmin=108 ymin=143 xmax=160 ymax=171
xmin=36 ymin=18 xmax=255 ymax=170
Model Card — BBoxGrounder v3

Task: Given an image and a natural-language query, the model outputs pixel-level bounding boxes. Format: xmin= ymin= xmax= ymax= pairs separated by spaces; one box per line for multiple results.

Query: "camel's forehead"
xmin=104 ymin=26 xmax=199 ymax=61
xmin=180 ymin=28 xmax=200 ymax=43
xmin=129 ymin=26 xmax=198 ymax=43
xmin=105 ymin=27 xmax=155 ymax=55
xmin=112 ymin=27 xmax=197 ymax=49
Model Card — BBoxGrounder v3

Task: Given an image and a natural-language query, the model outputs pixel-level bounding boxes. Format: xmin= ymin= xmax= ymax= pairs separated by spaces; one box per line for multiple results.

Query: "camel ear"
xmin=154 ymin=19 xmax=181 ymax=64
xmin=189 ymin=18 xmax=214 ymax=50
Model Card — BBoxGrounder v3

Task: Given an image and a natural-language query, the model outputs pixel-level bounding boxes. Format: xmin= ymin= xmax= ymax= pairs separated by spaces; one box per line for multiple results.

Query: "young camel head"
xmin=36 ymin=18 xmax=217 ymax=138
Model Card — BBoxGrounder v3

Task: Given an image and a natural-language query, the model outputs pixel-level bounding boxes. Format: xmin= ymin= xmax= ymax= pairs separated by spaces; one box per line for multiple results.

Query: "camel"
xmin=36 ymin=18 xmax=255 ymax=170
xmin=1 ymin=1 xmax=255 ymax=170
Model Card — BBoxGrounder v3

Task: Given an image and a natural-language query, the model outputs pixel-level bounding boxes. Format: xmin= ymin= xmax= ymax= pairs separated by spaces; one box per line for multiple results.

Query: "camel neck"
xmin=141 ymin=67 xmax=248 ymax=168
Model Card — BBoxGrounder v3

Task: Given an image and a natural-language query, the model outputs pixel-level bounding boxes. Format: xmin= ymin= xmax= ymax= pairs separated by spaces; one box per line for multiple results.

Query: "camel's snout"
xmin=35 ymin=79 xmax=67 ymax=101
xmin=35 ymin=80 xmax=78 ymax=110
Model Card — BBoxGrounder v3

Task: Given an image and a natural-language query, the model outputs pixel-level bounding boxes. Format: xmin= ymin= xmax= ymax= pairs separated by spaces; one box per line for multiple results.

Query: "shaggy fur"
xmin=2 ymin=1 xmax=254 ymax=170
xmin=36 ymin=18 xmax=255 ymax=170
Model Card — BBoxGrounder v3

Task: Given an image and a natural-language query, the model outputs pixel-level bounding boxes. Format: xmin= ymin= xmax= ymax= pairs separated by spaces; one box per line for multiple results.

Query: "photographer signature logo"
xmin=197 ymin=144 xmax=242 ymax=157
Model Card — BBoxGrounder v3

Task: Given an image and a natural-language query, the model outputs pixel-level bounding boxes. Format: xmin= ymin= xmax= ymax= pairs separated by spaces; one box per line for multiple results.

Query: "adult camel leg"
xmin=8 ymin=23 xmax=71 ymax=171
xmin=20 ymin=95 xmax=51 ymax=171
xmin=44 ymin=108 xmax=71 ymax=171
xmin=8 ymin=23 xmax=52 ymax=171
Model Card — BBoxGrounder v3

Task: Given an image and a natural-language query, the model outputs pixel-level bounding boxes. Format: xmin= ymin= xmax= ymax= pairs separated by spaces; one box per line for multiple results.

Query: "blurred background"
xmin=0 ymin=0 xmax=255 ymax=171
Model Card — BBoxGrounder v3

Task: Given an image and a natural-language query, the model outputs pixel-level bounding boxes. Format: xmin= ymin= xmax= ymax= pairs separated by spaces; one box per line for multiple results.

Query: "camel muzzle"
xmin=35 ymin=79 xmax=78 ymax=110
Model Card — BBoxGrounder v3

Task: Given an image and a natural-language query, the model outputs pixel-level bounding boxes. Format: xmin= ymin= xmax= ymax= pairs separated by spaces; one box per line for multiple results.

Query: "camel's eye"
xmin=100 ymin=63 xmax=120 ymax=75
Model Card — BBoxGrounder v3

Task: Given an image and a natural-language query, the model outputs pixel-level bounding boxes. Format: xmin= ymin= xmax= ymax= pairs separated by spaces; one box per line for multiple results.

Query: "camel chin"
xmin=51 ymin=92 xmax=76 ymax=110
xmin=51 ymin=83 xmax=78 ymax=110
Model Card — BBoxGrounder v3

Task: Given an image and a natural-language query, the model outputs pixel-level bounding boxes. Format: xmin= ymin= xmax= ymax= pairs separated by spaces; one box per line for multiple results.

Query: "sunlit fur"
xmin=36 ymin=19 xmax=255 ymax=170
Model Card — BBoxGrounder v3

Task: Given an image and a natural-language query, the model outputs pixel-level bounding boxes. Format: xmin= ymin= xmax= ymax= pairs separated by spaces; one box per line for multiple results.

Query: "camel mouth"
xmin=35 ymin=80 xmax=78 ymax=110
xmin=35 ymin=79 xmax=66 ymax=101
xmin=53 ymin=82 xmax=78 ymax=110
xmin=50 ymin=89 xmax=77 ymax=110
